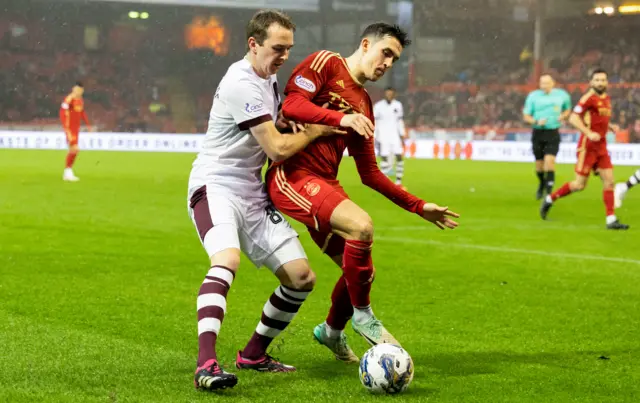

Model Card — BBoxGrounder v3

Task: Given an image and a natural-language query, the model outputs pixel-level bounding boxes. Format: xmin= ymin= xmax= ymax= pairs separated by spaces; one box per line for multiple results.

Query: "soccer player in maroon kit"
xmin=540 ymin=69 xmax=629 ymax=230
xmin=263 ymin=23 xmax=460 ymax=362
xmin=59 ymin=82 xmax=91 ymax=181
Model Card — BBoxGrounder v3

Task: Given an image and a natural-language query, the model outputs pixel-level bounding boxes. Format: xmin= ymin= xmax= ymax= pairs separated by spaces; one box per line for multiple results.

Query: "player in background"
xmin=187 ymin=10 xmax=342 ymax=391
xmin=374 ymin=86 xmax=407 ymax=190
xmin=540 ymin=69 xmax=629 ymax=230
xmin=59 ymin=82 xmax=91 ymax=181
xmin=614 ymin=169 xmax=640 ymax=208
xmin=268 ymin=23 xmax=459 ymax=362
xmin=522 ymin=74 xmax=572 ymax=199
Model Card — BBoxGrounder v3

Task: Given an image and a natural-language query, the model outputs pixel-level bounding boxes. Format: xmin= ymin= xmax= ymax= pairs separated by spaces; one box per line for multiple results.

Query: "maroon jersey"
xmin=280 ymin=50 xmax=424 ymax=214
xmin=573 ymin=91 xmax=612 ymax=149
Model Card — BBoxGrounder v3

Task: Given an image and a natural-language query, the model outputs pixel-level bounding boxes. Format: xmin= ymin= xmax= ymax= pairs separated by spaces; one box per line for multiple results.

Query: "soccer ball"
xmin=358 ymin=344 xmax=414 ymax=394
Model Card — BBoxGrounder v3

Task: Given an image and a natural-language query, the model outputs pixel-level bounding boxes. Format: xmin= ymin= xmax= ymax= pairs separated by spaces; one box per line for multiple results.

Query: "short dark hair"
xmin=360 ymin=22 xmax=411 ymax=48
xmin=590 ymin=68 xmax=607 ymax=79
xmin=385 ymin=86 xmax=396 ymax=91
xmin=246 ymin=9 xmax=295 ymax=46
xmin=75 ymin=81 xmax=83 ymax=87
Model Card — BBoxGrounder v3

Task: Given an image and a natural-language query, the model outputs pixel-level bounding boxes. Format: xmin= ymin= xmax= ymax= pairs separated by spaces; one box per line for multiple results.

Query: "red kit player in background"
xmin=60 ymin=82 xmax=91 ymax=182
xmin=540 ymin=69 xmax=629 ymax=230
xmin=264 ymin=23 xmax=460 ymax=362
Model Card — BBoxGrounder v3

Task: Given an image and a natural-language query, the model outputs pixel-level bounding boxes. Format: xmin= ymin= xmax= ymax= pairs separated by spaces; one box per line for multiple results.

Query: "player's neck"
xmin=345 ymin=52 xmax=367 ymax=86
xmin=244 ymin=53 xmax=269 ymax=79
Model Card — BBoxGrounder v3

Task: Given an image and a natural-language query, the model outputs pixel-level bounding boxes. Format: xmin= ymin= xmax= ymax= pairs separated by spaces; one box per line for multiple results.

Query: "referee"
xmin=523 ymin=74 xmax=572 ymax=200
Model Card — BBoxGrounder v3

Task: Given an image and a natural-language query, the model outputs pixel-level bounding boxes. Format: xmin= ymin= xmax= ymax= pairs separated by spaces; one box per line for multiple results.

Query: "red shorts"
xmin=575 ymin=146 xmax=612 ymax=176
xmin=266 ymin=165 xmax=347 ymax=257
xmin=64 ymin=127 xmax=79 ymax=146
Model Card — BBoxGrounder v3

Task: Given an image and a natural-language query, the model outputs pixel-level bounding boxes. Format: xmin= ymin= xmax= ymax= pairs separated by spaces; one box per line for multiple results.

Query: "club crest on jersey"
xmin=305 ymin=182 xmax=321 ymax=197
xmin=295 ymin=75 xmax=316 ymax=93
xmin=245 ymin=102 xmax=264 ymax=113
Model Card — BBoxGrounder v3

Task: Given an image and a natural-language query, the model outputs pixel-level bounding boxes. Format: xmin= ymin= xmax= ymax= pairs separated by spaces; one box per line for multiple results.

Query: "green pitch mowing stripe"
xmin=1 ymin=150 xmax=639 ymax=402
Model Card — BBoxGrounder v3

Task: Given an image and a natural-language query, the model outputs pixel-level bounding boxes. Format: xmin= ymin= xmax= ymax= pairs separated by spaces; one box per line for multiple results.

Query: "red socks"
xmin=342 ymin=240 xmax=373 ymax=308
xmin=65 ymin=150 xmax=78 ymax=169
xmin=550 ymin=182 xmax=572 ymax=201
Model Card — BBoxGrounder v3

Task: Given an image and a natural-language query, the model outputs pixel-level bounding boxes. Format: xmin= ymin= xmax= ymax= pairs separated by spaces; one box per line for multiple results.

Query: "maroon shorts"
xmin=266 ymin=165 xmax=347 ymax=257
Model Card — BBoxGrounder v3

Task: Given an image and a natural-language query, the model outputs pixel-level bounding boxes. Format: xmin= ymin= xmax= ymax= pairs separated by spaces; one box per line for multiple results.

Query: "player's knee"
xmin=572 ymin=181 xmax=586 ymax=191
xmin=352 ymin=214 xmax=374 ymax=242
xmin=395 ymin=154 xmax=403 ymax=162
xmin=294 ymin=268 xmax=316 ymax=291
xmin=284 ymin=265 xmax=316 ymax=291
xmin=210 ymin=249 xmax=241 ymax=273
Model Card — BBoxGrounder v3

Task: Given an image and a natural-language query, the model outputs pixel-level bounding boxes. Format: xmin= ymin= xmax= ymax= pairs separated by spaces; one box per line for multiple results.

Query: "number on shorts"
xmin=265 ymin=205 xmax=283 ymax=224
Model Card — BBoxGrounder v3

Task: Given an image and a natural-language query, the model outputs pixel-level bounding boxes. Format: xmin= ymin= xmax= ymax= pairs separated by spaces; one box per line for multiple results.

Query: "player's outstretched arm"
xmin=349 ymin=135 xmax=424 ymax=213
xmin=349 ymin=136 xmax=460 ymax=229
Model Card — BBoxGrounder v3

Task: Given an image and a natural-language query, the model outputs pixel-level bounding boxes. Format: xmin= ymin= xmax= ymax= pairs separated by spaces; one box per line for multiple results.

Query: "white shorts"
xmin=379 ymin=136 xmax=404 ymax=157
xmin=187 ymin=185 xmax=306 ymax=272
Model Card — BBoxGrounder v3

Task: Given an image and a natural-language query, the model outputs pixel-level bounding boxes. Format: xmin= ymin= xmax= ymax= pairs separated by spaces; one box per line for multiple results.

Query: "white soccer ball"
xmin=358 ymin=344 xmax=414 ymax=394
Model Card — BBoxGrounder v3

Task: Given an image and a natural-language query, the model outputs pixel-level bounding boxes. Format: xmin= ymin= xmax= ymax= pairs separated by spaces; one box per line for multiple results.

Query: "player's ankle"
xmin=324 ymin=322 xmax=343 ymax=339
xmin=352 ymin=305 xmax=374 ymax=324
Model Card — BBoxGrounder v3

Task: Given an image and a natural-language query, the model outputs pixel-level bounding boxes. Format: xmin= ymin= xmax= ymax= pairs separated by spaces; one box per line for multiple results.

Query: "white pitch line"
xmin=377 ymin=237 xmax=640 ymax=265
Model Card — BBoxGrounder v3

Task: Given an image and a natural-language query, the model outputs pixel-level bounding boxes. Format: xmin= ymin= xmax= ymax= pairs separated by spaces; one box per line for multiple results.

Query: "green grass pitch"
xmin=1 ymin=150 xmax=639 ymax=402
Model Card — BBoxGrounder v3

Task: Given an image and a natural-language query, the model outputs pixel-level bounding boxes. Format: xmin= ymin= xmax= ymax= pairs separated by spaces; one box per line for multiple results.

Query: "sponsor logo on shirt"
xmin=245 ymin=102 xmax=264 ymax=113
xmin=295 ymin=75 xmax=316 ymax=93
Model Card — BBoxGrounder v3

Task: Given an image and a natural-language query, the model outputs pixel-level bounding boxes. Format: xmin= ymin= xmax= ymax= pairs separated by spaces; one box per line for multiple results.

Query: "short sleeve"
xmin=373 ymin=102 xmax=382 ymax=120
xmin=222 ymin=77 xmax=271 ymax=130
xmin=396 ymin=102 xmax=404 ymax=119
xmin=523 ymin=93 xmax=534 ymax=115
xmin=573 ymin=95 xmax=592 ymax=117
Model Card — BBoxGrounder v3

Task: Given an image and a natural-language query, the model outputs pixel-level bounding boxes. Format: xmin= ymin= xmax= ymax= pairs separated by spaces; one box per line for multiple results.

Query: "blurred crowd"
xmin=2 ymin=10 xmax=640 ymax=143
xmin=0 ymin=50 xmax=174 ymax=132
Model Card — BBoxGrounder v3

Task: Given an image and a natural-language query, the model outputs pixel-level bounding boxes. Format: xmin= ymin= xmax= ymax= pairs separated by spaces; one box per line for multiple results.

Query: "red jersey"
xmin=572 ymin=90 xmax=611 ymax=149
xmin=59 ymin=95 xmax=90 ymax=130
xmin=280 ymin=50 xmax=424 ymax=215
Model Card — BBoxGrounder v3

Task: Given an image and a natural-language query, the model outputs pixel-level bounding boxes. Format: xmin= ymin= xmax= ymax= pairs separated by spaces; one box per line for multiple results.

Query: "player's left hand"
xmin=276 ymin=110 xmax=305 ymax=133
xmin=309 ymin=124 xmax=347 ymax=137
xmin=421 ymin=203 xmax=460 ymax=230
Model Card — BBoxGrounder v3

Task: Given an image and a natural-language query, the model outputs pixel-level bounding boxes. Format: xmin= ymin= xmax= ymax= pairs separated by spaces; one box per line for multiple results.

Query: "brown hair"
xmin=246 ymin=9 xmax=296 ymax=46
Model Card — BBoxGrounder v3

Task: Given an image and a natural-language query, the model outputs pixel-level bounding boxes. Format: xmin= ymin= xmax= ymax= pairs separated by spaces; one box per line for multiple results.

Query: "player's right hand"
xmin=340 ymin=113 xmax=374 ymax=139
xmin=587 ymin=131 xmax=601 ymax=141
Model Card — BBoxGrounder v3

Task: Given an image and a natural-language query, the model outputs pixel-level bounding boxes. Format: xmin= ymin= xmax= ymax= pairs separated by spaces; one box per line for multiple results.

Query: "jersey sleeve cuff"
xmin=415 ymin=200 xmax=426 ymax=215
xmin=238 ymin=114 xmax=272 ymax=131
xmin=326 ymin=110 xmax=345 ymax=127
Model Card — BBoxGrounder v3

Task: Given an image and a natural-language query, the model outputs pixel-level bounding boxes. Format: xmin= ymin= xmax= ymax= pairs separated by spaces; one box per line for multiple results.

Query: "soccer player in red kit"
xmin=264 ymin=23 xmax=459 ymax=362
xmin=540 ymin=69 xmax=629 ymax=230
xmin=59 ymin=82 xmax=91 ymax=182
